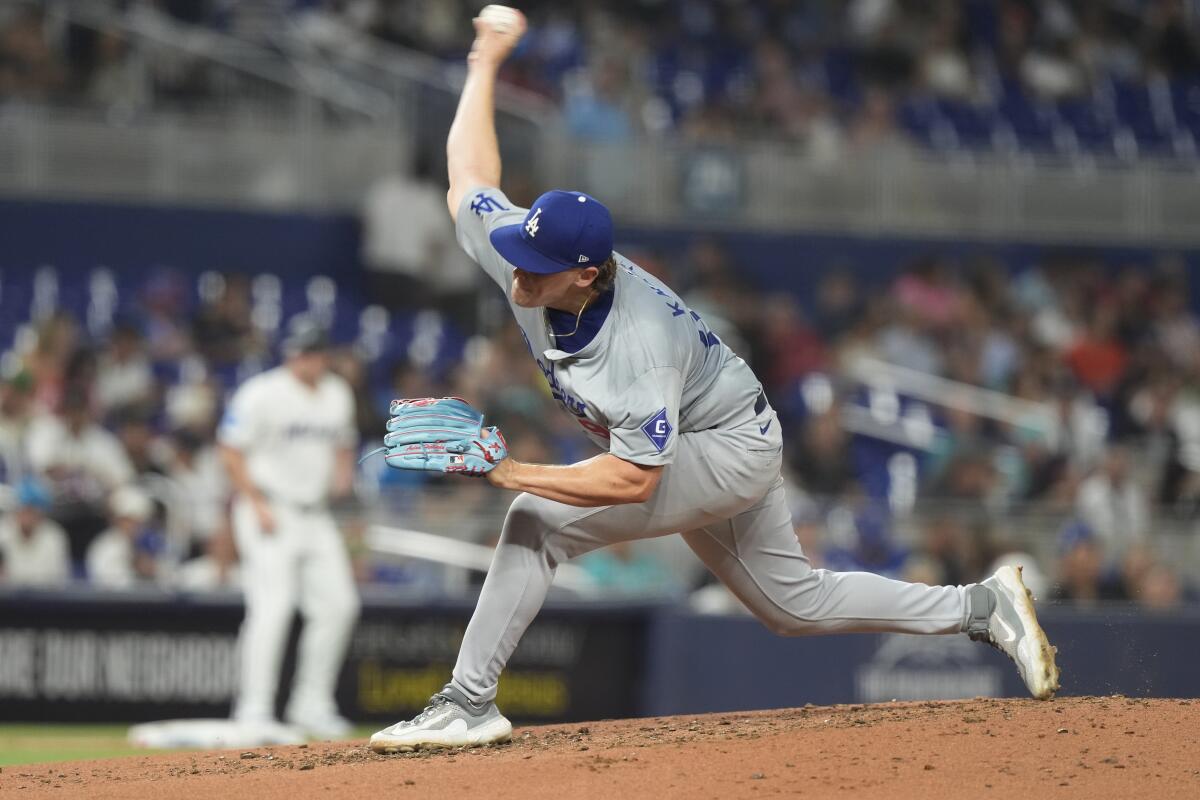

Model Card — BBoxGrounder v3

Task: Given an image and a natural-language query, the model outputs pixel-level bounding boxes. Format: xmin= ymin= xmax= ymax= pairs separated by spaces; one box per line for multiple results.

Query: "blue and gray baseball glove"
xmin=361 ymin=397 xmax=508 ymax=476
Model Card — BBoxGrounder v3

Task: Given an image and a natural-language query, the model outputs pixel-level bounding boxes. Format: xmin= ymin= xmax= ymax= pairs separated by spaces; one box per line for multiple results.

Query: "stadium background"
xmin=2 ymin=0 xmax=1200 ymax=765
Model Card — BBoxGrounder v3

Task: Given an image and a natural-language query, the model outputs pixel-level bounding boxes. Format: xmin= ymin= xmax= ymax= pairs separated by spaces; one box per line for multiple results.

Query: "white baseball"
xmin=479 ymin=4 xmax=524 ymax=36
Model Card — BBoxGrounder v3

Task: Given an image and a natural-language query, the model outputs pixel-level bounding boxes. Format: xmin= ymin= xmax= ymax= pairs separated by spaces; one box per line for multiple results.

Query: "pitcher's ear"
xmin=577 ymin=266 xmax=600 ymax=287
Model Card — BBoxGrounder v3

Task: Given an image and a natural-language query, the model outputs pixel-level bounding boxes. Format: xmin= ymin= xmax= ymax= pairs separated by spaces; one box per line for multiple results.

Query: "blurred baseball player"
xmin=219 ymin=319 xmax=360 ymax=739
xmin=368 ymin=7 xmax=1059 ymax=754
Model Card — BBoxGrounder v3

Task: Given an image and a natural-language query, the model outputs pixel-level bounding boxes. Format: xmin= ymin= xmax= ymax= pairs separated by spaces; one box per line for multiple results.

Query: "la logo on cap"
xmin=525 ymin=207 xmax=542 ymax=238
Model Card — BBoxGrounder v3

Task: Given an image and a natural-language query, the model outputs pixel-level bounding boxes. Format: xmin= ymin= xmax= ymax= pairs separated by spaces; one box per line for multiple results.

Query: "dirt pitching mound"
xmin=5 ymin=697 xmax=1197 ymax=799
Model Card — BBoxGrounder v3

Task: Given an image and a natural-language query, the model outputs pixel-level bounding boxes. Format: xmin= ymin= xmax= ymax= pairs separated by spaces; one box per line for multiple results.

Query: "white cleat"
xmin=369 ymin=685 xmax=512 ymax=754
xmin=968 ymin=565 xmax=1061 ymax=700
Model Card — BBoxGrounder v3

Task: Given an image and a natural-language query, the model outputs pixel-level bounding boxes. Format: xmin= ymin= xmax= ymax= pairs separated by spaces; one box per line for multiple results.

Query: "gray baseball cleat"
xmin=369 ymin=684 xmax=512 ymax=754
xmin=966 ymin=564 xmax=1061 ymax=700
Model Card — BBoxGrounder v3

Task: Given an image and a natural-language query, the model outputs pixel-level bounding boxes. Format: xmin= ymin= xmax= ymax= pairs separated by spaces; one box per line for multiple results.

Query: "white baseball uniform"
xmin=218 ymin=366 xmax=360 ymax=724
xmin=448 ymin=187 xmax=975 ymax=704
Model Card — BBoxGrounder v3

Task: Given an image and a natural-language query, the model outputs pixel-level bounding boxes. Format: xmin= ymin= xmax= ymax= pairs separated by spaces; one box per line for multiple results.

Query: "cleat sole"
xmin=1010 ymin=565 xmax=1061 ymax=699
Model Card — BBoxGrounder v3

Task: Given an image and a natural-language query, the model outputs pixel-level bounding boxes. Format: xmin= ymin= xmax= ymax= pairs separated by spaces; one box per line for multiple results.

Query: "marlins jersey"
xmin=458 ymin=187 xmax=765 ymax=466
xmin=218 ymin=367 xmax=356 ymax=503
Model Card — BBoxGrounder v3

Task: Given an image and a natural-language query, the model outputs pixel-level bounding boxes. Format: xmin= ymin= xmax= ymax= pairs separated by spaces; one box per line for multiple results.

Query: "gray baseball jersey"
xmin=457 ymin=187 xmax=773 ymax=465
xmin=446 ymin=185 xmax=972 ymax=706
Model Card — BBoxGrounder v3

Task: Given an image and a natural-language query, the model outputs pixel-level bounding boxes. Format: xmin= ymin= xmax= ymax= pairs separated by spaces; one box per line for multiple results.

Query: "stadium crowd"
xmin=1 ymin=0 xmax=1197 ymax=609
xmin=0 ymin=243 xmax=1197 ymax=611
xmin=3 ymin=1 xmax=1200 ymax=158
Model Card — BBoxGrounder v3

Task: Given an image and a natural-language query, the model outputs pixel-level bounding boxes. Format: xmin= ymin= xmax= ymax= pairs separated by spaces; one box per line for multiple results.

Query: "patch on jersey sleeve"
xmin=640 ymin=408 xmax=673 ymax=453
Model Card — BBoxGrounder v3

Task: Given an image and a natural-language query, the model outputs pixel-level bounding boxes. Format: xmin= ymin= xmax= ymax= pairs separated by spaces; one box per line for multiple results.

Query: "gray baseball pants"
xmin=452 ymin=415 xmax=971 ymax=704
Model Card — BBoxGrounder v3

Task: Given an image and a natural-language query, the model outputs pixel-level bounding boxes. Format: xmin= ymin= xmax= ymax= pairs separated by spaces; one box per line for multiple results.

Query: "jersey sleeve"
xmin=455 ymin=186 xmax=528 ymax=290
xmin=217 ymin=379 xmax=263 ymax=450
xmin=605 ymin=367 xmax=684 ymax=467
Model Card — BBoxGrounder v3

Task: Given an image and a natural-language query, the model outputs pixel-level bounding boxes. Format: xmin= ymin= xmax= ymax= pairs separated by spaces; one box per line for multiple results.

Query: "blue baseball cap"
xmin=17 ymin=477 xmax=51 ymax=510
xmin=1057 ymin=519 xmax=1096 ymax=555
xmin=490 ymin=190 xmax=613 ymax=275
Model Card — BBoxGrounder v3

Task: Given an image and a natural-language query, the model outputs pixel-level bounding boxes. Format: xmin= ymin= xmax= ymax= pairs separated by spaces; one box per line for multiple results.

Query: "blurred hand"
xmin=251 ymin=494 xmax=276 ymax=535
xmin=468 ymin=8 xmax=526 ymax=68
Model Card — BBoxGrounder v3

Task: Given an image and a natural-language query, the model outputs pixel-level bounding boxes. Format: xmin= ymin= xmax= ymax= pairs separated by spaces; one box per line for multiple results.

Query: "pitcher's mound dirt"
xmin=5 ymin=696 xmax=1198 ymax=799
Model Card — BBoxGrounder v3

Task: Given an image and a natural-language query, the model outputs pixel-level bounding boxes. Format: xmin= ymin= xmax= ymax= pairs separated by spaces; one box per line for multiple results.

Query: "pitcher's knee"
xmin=746 ymin=580 xmax=826 ymax=636
xmin=500 ymin=492 xmax=559 ymax=551
xmin=758 ymin=611 xmax=820 ymax=637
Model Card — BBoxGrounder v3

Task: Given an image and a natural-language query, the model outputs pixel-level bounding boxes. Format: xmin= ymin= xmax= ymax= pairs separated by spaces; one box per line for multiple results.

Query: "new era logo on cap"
xmin=489 ymin=190 xmax=614 ymax=275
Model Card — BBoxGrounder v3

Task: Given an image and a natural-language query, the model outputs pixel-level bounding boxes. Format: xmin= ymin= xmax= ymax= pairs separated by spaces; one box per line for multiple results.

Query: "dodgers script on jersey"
xmin=458 ymin=187 xmax=769 ymax=466
xmin=218 ymin=367 xmax=356 ymax=503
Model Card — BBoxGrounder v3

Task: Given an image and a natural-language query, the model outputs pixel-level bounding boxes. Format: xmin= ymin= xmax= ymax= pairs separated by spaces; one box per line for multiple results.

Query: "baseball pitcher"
xmin=368 ymin=6 xmax=1059 ymax=754
xmin=219 ymin=320 xmax=361 ymax=739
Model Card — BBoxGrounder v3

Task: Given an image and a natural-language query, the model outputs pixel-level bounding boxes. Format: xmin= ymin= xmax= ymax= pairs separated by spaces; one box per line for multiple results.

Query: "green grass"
xmin=0 ymin=725 xmax=144 ymax=766
xmin=0 ymin=724 xmax=378 ymax=767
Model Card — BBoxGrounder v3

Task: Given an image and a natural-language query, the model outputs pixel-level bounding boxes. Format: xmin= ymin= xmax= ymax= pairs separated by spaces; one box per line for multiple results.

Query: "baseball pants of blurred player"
xmin=232 ymin=498 xmax=360 ymax=722
xmin=452 ymin=415 xmax=970 ymax=703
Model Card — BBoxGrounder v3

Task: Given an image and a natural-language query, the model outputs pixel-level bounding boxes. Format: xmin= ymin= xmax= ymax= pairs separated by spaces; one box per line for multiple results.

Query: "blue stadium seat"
xmin=937 ymin=99 xmax=998 ymax=150
xmin=1171 ymin=80 xmax=1200 ymax=133
xmin=1057 ymin=98 xmax=1115 ymax=152
xmin=997 ymin=87 xmax=1055 ymax=154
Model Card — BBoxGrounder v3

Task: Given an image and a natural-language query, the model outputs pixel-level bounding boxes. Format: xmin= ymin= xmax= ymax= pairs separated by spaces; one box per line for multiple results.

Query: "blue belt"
xmin=754 ymin=389 xmax=768 ymax=415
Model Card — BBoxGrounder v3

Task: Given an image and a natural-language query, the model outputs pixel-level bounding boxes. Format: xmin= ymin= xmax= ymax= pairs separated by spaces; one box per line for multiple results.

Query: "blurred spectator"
xmin=919 ymin=5 xmax=975 ymax=99
xmin=1050 ymin=520 xmax=1127 ymax=605
xmin=919 ymin=514 xmax=982 ymax=587
xmin=8 ymin=0 xmax=1200 ymax=167
xmin=113 ymin=408 xmax=169 ymax=478
xmin=166 ymin=428 xmax=229 ymax=553
xmin=362 ymin=154 xmax=479 ymax=314
xmin=0 ymin=477 xmax=70 ymax=587
xmin=26 ymin=389 xmax=134 ymax=497
xmin=86 ymin=485 xmax=161 ymax=589
xmin=1076 ymin=444 xmax=1149 ymax=553
xmin=1021 ymin=38 xmax=1087 ymax=99
xmin=758 ymin=296 xmax=827 ymax=393
xmin=877 ymin=305 xmax=944 ymax=375
xmin=823 ymin=504 xmax=909 ymax=579
xmin=679 ymin=239 xmax=756 ymax=357
xmin=813 ymin=270 xmax=863 ymax=341
xmin=330 ymin=349 xmax=386 ymax=445
xmin=164 ymin=378 xmax=220 ymax=435
xmin=25 ymin=312 xmax=79 ymax=412
xmin=1152 ymin=279 xmax=1200 ymax=371
xmin=1134 ymin=562 xmax=1186 ymax=610
xmin=95 ymin=320 xmax=157 ymax=414
xmin=563 ymin=58 xmax=634 ymax=142
xmin=174 ymin=526 xmax=240 ymax=591
xmin=140 ymin=271 xmax=194 ymax=363
xmin=847 ymin=86 xmax=911 ymax=156
xmin=0 ymin=367 xmax=35 ymax=482
xmin=579 ymin=541 xmax=680 ymax=599
xmin=791 ymin=409 xmax=853 ymax=498
xmin=1065 ymin=303 xmax=1129 ymax=398
xmin=86 ymin=30 xmax=143 ymax=110
xmin=191 ymin=273 xmax=259 ymax=368
xmin=1145 ymin=0 xmax=1199 ymax=77
xmin=0 ymin=4 xmax=67 ymax=100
